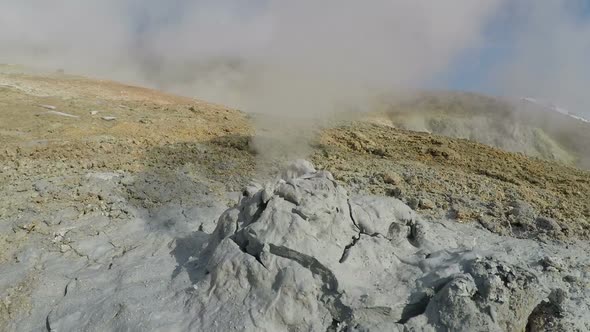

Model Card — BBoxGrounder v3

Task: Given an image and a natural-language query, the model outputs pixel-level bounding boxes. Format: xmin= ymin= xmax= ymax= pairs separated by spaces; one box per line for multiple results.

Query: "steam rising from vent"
xmin=0 ymin=1 xmax=501 ymax=105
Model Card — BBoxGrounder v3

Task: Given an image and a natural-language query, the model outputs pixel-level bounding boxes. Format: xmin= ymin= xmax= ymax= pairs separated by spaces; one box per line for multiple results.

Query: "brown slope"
xmin=313 ymin=122 xmax=590 ymax=240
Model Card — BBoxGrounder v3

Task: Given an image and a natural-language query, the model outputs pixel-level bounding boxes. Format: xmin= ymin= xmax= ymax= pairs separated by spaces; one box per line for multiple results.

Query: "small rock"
xmin=407 ymin=197 xmax=419 ymax=210
xmin=450 ymin=207 xmax=469 ymax=221
xmin=47 ymin=111 xmax=79 ymax=118
xmin=101 ymin=116 xmax=117 ymax=121
xmin=18 ymin=223 xmax=36 ymax=232
xmin=507 ymin=199 xmax=537 ymax=229
xmin=540 ymin=256 xmax=565 ymax=272
xmin=38 ymin=104 xmax=56 ymax=110
xmin=548 ymin=288 xmax=568 ymax=309
xmin=536 ymin=217 xmax=562 ymax=232
xmin=419 ymin=199 xmax=435 ymax=210
xmin=425 ymin=146 xmax=457 ymax=159
xmin=60 ymin=244 xmax=71 ymax=253
xmin=370 ymin=147 xmax=388 ymax=157
xmin=386 ymin=187 xmax=403 ymax=198
xmin=478 ymin=215 xmax=507 ymax=235
xmin=382 ymin=172 xmax=404 ymax=185
xmin=404 ymin=175 xmax=417 ymax=185
xmin=52 ymin=232 xmax=64 ymax=243
xmin=90 ymin=111 xmax=99 ymax=115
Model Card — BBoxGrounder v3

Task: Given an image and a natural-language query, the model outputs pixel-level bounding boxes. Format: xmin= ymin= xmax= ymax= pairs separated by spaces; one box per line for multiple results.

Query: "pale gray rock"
xmin=3 ymin=161 xmax=590 ymax=332
xmin=185 ymin=162 xmax=590 ymax=331
xmin=536 ymin=216 xmax=562 ymax=232
xmin=349 ymin=195 xmax=417 ymax=236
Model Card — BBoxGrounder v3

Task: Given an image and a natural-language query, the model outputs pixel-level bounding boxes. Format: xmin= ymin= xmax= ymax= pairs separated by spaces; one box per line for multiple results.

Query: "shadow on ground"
xmin=119 ymin=133 xmax=256 ymax=282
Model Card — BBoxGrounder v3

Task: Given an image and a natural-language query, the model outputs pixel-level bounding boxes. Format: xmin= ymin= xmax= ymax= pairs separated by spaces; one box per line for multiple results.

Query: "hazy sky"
xmin=1 ymin=1 xmax=590 ymax=117
xmin=436 ymin=0 xmax=590 ymax=117
xmin=438 ymin=1 xmax=590 ymax=91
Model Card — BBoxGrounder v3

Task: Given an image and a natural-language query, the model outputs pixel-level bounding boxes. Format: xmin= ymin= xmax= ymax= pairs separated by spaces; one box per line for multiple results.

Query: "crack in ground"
xmin=267 ymin=243 xmax=353 ymax=325
xmin=229 ymin=199 xmax=271 ymax=269
xmin=108 ymin=244 xmax=140 ymax=269
xmin=346 ymin=199 xmax=393 ymax=238
xmin=248 ymin=200 xmax=269 ymax=226
xmin=339 ymin=231 xmax=392 ymax=264
xmin=69 ymin=246 xmax=91 ymax=261
xmin=291 ymin=208 xmax=309 ymax=221
xmin=407 ymin=222 xmax=420 ymax=248
xmin=45 ymin=314 xmax=52 ymax=332
xmin=341 ymin=199 xmax=392 ymax=264
xmin=230 ymin=236 xmax=268 ymax=270
xmin=397 ymin=277 xmax=453 ymax=324
xmin=339 ymin=234 xmax=361 ymax=263
xmin=181 ymin=208 xmax=189 ymax=221
xmin=347 ymin=199 xmax=361 ymax=232
xmin=63 ymin=279 xmax=76 ymax=297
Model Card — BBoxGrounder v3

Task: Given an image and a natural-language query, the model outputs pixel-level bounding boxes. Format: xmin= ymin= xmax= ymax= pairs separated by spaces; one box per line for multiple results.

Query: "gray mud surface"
xmin=2 ymin=160 xmax=588 ymax=331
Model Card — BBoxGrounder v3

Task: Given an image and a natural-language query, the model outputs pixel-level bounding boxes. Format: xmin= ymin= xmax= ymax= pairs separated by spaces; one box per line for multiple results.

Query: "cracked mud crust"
xmin=179 ymin=162 xmax=590 ymax=331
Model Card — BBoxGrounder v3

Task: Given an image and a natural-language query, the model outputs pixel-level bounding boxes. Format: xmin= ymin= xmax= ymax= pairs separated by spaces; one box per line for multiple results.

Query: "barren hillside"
xmin=1 ymin=70 xmax=589 ymax=331
xmin=371 ymin=92 xmax=590 ymax=168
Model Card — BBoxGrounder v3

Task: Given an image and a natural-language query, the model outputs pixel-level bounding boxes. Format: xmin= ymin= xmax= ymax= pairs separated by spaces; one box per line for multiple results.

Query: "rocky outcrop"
xmin=186 ymin=161 xmax=590 ymax=331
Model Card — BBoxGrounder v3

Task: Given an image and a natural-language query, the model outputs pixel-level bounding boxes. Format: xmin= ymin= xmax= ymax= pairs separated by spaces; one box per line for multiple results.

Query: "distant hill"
xmin=369 ymin=91 xmax=590 ymax=168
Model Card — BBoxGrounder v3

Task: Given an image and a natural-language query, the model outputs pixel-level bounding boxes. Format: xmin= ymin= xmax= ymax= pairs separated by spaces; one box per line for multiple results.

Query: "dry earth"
xmin=314 ymin=123 xmax=590 ymax=240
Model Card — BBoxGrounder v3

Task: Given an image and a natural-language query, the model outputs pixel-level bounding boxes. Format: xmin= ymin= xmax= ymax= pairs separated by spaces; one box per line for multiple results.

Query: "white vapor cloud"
xmin=0 ymin=0 xmax=504 ymax=112
xmin=3 ymin=1 xmax=590 ymax=120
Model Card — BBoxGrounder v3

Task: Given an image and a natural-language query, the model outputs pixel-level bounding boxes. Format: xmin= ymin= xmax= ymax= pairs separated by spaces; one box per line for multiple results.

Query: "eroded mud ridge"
xmin=183 ymin=161 xmax=589 ymax=331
